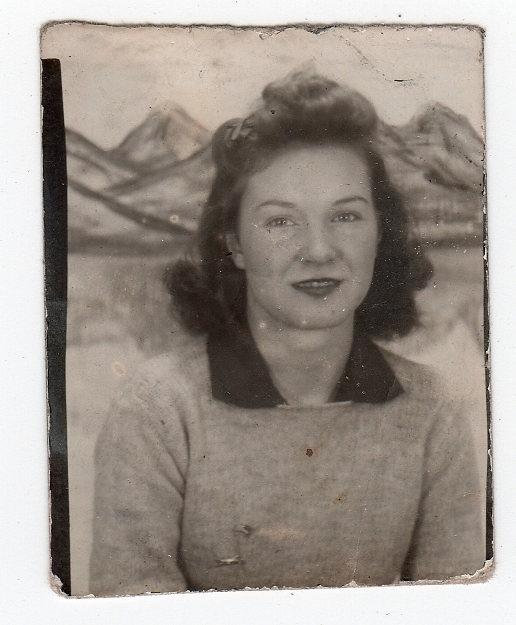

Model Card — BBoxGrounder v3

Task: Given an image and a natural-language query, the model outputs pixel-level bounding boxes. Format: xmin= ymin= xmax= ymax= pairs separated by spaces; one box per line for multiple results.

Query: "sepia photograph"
xmin=41 ymin=23 xmax=490 ymax=597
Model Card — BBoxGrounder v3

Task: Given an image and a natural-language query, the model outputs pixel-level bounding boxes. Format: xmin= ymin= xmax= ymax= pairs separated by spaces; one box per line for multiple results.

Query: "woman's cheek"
xmin=244 ymin=231 xmax=296 ymax=278
xmin=358 ymin=238 xmax=378 ymax=291
xmin=343 ymin=232 xmax=377 ymax=288
xmin=354 ymin=224 xmax=378 ymax=258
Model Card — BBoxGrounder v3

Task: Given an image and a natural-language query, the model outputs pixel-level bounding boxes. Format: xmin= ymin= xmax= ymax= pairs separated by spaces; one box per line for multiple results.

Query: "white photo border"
xmin=2 ymin=1 xmax=515 ymax=624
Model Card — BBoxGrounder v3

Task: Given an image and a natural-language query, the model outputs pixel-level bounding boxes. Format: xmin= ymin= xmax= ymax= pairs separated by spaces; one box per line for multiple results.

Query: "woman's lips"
xmin=291 ymin=278 xmax=342 ymax=298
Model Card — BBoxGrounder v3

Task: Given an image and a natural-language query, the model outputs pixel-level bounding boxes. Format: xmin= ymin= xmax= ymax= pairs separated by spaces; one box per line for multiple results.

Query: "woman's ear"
xmin=225 ymin=232 xmax=246 ymax=270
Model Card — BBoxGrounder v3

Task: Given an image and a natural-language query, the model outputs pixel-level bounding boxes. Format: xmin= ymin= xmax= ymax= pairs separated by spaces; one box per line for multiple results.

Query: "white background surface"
xmin=1 ymin=1 xmax=515 ymax=623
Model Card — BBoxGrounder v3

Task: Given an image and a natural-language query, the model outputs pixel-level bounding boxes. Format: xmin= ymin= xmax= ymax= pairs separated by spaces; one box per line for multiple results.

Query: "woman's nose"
xmin=299 ymin=223 xmax=338 ymax=264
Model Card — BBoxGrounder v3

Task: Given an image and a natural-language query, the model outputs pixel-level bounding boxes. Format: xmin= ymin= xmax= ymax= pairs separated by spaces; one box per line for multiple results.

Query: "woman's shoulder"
xmin=138 ymin=332 xmax=209 ymax=383
xmin=376 ymin=343 xmax=441 ymax=402
xmin=376 ymin=344 xmax=473 ymax=444
xmin=111 ymin=332 xmax=211 ymax=427
xmin=94 ymin=332 xmax=211 ymax=473
xmin=374 ymin=343 xmax=453 ymax=434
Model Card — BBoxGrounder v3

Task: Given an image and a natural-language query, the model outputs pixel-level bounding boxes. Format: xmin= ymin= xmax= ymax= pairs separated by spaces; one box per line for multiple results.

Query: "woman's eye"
xmin=265 ymin=217 xmax=295 ymax=228
xmin=333 ymin=212 xmax=360 ymax=223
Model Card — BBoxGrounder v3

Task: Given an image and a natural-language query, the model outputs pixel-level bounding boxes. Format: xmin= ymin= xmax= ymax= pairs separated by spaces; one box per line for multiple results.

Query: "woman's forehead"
xmin=242 ymin=143 xmax=373 ymax=203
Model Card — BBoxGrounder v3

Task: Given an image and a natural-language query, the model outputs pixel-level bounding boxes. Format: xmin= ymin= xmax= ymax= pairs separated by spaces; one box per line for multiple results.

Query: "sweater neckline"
xmin=207 ymin=321 xmax=402 ymax=409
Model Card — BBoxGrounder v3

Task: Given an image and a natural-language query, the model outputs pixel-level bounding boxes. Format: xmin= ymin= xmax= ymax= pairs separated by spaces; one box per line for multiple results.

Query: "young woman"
xmin=90 ymin=71 xmax=485 ymax=595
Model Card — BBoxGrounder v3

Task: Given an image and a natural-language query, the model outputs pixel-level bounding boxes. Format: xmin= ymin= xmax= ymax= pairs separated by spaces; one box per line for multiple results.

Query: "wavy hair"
xmin=165 ymin=70 xmax=432 ymax=339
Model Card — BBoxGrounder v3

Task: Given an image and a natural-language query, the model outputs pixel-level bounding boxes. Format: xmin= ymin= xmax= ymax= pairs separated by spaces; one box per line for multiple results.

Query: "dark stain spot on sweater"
xmin=306 ymin=448 xmax=313 ymax=457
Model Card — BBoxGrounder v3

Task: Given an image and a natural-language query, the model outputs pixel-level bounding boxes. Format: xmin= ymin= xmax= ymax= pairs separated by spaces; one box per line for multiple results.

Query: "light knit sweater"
xmin=90 ymin=333 xmax=485 ymax=596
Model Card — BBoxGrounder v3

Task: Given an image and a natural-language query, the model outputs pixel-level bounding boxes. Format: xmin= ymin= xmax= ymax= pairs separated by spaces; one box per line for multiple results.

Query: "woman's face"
xmin=228 ymin=143 xmax=379 ymax=331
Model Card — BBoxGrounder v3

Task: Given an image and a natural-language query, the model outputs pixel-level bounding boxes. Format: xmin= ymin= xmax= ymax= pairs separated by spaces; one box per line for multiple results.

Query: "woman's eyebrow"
xmin=255 ymin=199 xmax=296 ymax=210
xmin=254 ymin=195 xmax=369 ymax=210
xmin=332 ymin=195 xmax=369 ymax=206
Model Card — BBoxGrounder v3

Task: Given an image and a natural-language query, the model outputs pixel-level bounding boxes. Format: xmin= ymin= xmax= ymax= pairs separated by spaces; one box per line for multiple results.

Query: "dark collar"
xmin=207 ymin=322 xmax=403 ymax=409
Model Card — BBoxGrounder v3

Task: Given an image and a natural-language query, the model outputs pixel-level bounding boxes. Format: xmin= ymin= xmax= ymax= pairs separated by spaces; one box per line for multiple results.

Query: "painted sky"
xmin=42 ymin=23 xmax=484 ymax=150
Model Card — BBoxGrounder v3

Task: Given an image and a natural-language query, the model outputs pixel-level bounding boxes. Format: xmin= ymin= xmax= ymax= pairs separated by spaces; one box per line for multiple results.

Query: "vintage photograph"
xmin=41 ymin=23 xmax=489 ymax=597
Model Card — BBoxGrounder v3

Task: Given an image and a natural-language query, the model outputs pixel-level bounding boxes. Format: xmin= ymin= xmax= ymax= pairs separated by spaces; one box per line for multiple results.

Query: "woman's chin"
xmin=248 ymin=289 xmax=361 ymax=332
xmin=277 ymin=311 xmax=353 ymax=331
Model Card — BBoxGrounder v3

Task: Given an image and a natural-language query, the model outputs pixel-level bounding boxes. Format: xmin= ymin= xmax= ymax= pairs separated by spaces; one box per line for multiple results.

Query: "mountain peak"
xmin=111 ymin=103 xmax=210 ymax=168
xmin=403 ymin=101 xmax=483 ymax=146
xmin=383 ymin=100 xmax=484 ymax=193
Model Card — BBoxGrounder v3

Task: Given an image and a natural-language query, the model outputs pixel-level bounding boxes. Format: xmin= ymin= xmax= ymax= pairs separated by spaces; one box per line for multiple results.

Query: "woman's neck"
xmin=247 ymin=306 xmax=354 ymax=406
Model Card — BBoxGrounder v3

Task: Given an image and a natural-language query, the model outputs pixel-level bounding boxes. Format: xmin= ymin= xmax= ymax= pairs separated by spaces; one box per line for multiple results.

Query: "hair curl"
xmin=165 ymin=70 xmax=432 ymax=339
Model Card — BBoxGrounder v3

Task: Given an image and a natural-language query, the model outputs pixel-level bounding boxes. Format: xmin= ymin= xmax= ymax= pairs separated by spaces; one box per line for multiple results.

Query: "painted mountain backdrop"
xmin=66 ymin=102 xmax=484 ymax=254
